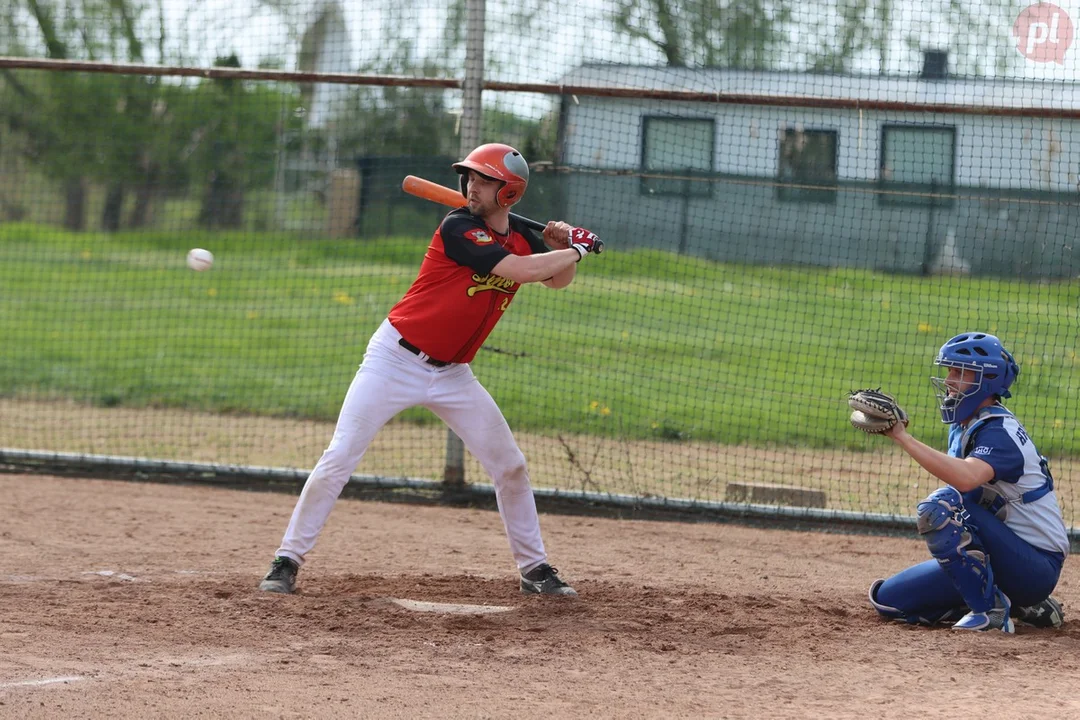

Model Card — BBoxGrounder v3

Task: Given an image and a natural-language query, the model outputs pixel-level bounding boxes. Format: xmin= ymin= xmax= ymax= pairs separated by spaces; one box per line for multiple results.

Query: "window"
xmin=777 ymin=128 xmax=838 ymax=203
xmin=640 ymin=117 xmax=714 ymax=197
xmin=879 ymin=124 xmax=955 ymax=206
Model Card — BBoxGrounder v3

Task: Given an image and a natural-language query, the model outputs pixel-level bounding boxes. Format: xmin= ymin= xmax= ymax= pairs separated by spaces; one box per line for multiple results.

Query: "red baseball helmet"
xmin=452 ymin=143 xmax=529 ymax=208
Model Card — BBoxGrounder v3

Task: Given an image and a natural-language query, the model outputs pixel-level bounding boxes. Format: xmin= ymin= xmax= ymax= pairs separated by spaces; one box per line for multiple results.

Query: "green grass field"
xmin=2 ymin=223 xmax=1078 ymax=454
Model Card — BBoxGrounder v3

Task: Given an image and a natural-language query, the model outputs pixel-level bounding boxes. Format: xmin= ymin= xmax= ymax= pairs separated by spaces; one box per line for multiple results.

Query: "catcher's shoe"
xmin=1014 ymin=596 xmax=1064 ymax=629
xmin=953 ymin=589 xmax=1014 ymax=633
xmin=259 ymin=556 xmax=299 ymax=594
xmin=520 ymin=564 xmax=577 ymax=596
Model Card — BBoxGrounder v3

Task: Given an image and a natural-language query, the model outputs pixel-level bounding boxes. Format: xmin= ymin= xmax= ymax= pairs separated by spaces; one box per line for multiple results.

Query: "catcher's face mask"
xmin=943 ymin=367 xmax=978 ymax=395
xmin=932 ymin=360 xmax=985 ymax=424
xmin=932 ymin=331 xmax=1018 ymax=424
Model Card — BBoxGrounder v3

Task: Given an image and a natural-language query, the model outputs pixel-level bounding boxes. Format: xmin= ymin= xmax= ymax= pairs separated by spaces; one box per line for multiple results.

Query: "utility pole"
xmin=444 ymin=0 xmax=485 ymax=488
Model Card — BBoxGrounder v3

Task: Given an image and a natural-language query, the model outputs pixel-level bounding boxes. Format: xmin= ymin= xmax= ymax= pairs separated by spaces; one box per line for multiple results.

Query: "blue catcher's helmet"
xmin=931 ymin=332 xmax=1019 ymax=424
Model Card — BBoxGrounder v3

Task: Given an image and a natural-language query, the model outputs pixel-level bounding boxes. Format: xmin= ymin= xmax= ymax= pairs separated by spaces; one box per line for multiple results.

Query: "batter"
xmin=259 ymin=143 xmax=604 ymax=596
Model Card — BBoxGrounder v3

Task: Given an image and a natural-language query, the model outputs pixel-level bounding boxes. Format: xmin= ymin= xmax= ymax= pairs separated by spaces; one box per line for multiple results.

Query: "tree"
xmin=0 ymin=0 xmax=169 ymax=230
xmin=805 ymin=0 xmax=878 ymax=73
xmin=5 ymin=0 xmax=88 ymax=229
xmin=1 ymin=0 xmax=295 ymax=232
xmin=611 ymin=0 xmax=794 ymax=68
xmin=610 ymin=0 xmax=1021 ymax=76
xmin=901 ymin=0 xmax=1021 ymax=77
xmin=191 ymin=54 xmax=286 ymax=229
xmin=255 ymin=0 xmax=558 ymax=158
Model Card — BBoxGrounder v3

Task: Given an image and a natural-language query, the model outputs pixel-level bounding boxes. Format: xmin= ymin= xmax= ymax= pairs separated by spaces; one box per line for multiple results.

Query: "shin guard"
xmin=917 ymin=487 xmax=995 ymax=614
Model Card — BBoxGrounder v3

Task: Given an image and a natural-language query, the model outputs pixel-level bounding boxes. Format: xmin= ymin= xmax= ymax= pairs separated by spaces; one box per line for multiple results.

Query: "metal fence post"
xmin=921 ymin=178 xmax=938 ymax=275
xmin=443 ymin=0 xmax=485 ymax=489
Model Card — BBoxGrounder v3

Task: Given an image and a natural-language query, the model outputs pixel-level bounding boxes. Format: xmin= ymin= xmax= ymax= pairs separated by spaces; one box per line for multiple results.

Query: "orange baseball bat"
xmin=401 ymin=174 xmax=605 ymax=253
xmin=401 ymin=175 xmax=545 ymax=232
xmin=402 ymin=175 xmax=470 ymax=212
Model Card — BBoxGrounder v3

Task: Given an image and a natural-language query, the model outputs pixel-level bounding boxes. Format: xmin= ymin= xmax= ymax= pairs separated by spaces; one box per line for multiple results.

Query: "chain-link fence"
xmin=1 ymin=0 xmax=1077 ymax=533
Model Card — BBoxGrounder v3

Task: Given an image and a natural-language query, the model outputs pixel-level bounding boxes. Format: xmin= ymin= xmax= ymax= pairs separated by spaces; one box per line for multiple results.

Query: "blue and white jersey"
xmin=948 ymin=405 xmax=1069 ymax=557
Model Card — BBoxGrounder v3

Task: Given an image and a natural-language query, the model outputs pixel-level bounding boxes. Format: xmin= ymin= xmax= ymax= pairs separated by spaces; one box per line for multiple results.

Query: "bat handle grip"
xmin=515 ymin=216 xmax=606 ymax=254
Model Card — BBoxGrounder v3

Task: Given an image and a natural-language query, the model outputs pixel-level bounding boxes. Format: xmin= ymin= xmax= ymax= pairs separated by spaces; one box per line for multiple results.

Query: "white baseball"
xmin=187 ymin=248 xmax=214 ymax=271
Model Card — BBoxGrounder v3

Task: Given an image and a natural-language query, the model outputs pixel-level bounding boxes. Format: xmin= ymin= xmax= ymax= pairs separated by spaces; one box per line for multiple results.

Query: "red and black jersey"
xmin=388 ymin=208 xmax=548 ymax=364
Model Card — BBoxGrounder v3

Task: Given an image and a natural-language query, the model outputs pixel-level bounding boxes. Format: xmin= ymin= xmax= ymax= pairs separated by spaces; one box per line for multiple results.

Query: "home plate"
xmin=389 ymin=598 xmax=515 ymax=615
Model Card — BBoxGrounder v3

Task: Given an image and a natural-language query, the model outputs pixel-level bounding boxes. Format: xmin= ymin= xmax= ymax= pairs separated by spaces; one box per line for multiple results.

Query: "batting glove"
xmin=569 ymin=227 xmax=605 ymax=260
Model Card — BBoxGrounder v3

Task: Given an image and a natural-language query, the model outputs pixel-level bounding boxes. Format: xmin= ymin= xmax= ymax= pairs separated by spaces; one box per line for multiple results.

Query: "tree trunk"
xmin=199 ymin=171 xmax=245 ymax=229
xmin=654 ymin=0 xmax=684 ymax=66
xmin=102 ymin=183 xmax=125 ymax=232
xmin=63 ymin=178 xmax=87 ymax=231
xmin=129 ymin=164 xmax=158 ymax=228
xmin=129 ymin=183 xmax=154 ymax=228
xmin=129 ymin=152 xmax=161 ymax=228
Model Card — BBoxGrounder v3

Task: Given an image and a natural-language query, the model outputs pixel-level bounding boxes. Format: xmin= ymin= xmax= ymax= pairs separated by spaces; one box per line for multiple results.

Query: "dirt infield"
xmin=3 ymin=474 xmax=1080 ymax=719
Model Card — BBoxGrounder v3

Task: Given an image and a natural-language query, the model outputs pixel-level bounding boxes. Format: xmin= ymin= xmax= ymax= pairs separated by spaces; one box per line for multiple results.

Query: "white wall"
xmin=562 ymin=99 xmax=1080 ymax=192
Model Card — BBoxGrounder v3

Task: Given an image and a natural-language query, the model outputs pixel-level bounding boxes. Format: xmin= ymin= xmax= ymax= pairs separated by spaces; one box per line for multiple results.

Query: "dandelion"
xmin=1054 ymin=418 xmax=1064 ymax=429
xmin=246 ymin=311 xmax=259 ymax=320
xmin=600 ymin=406 xmax=611 ymax=416
xmin=333 ymin=291 xmax=354 ymax=305
xmin=589 ymin=400 xmax=599 ymax=410
xmin=81 ymin=250 xmax=92 ymax=260
xmin=207 ymin=287 xmax=217 ymax=297
xmin=917 ymin=322 xmax=934 ymax=333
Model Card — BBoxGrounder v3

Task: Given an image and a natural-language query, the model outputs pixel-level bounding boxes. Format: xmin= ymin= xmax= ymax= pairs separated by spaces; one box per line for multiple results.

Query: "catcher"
xmin=850 ymin=332 xmax=1068 ymax=632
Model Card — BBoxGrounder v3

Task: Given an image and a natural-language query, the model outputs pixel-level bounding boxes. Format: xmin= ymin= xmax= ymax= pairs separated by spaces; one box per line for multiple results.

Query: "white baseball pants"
xmin=275 ymin=319 xmax=547 ymax=572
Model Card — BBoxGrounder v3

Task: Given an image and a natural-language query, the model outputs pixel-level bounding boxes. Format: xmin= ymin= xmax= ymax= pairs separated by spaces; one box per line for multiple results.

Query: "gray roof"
xmin=558 ymin=64 xmax=1080 ymax=112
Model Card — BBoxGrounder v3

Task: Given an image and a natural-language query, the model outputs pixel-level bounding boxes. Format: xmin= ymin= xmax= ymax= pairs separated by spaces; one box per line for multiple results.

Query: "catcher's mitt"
xmin=848 ymin=388 xmax=909 ymax=434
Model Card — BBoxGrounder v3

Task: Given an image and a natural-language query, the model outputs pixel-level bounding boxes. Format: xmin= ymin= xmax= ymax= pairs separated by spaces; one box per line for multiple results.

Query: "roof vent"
xmin=921 ymin=50 xmax=948 ymax=80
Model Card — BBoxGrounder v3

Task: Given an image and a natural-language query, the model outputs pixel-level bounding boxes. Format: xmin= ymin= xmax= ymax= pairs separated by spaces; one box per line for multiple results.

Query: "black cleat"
xmin=1014 ymin=596 xmax=1064 ymax=628
xmin=259 ymin=556 xmax=299 ymax=594
xmin=520 ymin=563 xmax=577 ymax=596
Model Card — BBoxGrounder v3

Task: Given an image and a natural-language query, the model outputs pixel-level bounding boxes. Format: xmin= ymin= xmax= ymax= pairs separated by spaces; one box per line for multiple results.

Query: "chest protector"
xmin=949 ymin=405 xmax=1054 ymax=520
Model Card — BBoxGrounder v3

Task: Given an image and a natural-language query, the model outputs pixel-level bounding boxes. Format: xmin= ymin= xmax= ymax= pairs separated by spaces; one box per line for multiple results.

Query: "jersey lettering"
xmin=466 ymin=273 xmax=517 ymax=296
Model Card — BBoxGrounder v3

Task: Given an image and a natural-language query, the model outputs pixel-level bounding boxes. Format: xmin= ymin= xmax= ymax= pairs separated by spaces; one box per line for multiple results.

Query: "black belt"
xmin=398 ymin=338 xmax=452 ymax=367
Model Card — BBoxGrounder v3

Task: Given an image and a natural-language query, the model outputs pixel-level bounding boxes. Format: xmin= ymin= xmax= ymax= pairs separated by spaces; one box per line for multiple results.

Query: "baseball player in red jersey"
xmin=259 ymin=143 xmax=603 ymax=596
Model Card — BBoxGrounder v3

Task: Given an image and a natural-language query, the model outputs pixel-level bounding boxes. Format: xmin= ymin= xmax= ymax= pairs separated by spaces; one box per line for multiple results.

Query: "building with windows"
xmin=553 ymin=64 xmax=1080 ymax=277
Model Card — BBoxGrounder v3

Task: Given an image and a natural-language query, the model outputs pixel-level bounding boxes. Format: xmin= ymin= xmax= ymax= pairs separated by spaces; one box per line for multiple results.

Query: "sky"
xmin=14 ymin=0 xmax=1080 ymax=119
xmin=148 ymin=0 xmax=1080 ymax=80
